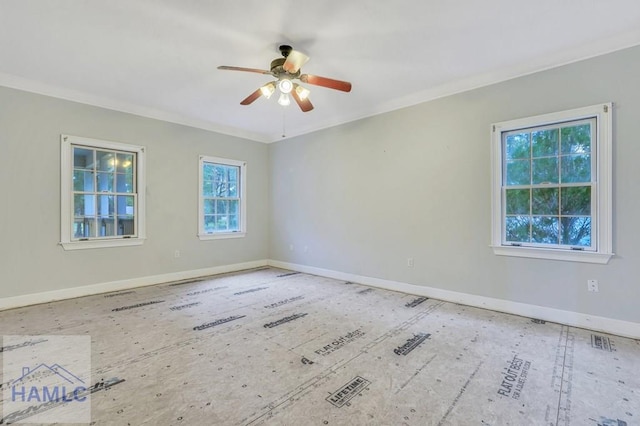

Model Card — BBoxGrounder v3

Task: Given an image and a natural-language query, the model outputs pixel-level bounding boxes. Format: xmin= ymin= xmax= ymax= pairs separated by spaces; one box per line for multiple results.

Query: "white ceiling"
xmin=2 ymin=1 xmax=640 ymax=143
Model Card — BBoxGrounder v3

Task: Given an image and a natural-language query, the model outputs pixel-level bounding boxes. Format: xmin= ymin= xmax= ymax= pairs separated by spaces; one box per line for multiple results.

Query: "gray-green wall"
xmin=2 ymin=45 xmax=639 ymax=326
xmin=269 ymin=45 xmax=640 ymax=324
xmin=0 ymin=87 xmax=269 ymax=298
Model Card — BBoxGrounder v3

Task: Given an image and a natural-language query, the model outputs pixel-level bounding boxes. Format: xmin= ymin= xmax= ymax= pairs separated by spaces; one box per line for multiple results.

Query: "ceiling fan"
xmin=218 ymin=45 xmax=352 ymax=112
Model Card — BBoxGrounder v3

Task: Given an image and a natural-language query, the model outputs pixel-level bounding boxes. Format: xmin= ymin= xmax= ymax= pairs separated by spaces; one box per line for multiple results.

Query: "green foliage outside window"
xmin=202 ymin=163 xmax=241 ymax=233
xmin=504 ymin=121 xmax=593 ymax=247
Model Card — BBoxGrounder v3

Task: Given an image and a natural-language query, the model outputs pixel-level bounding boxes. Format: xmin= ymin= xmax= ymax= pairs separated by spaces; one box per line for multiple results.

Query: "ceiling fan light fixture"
xmin=218 ymin=44 xmax=352 ymax=112
xmin=277 ymin=93 xmax=291 ymax=106
xmin=260 ymin=82 xmax=276 ymax=99
xmin=295 ymin=85 xmax=310 ymax=100
xmin=278 ymin=79 xmax=293 ymax=94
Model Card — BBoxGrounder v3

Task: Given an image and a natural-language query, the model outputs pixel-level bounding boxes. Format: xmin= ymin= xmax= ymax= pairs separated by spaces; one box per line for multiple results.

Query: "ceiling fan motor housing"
xmin=270 ymin=57 xmax=299 ymax=79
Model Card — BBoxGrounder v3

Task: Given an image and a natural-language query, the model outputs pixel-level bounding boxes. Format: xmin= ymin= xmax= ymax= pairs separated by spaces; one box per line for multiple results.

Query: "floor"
xmin=1 ymin=267 xmax=638 ymax=425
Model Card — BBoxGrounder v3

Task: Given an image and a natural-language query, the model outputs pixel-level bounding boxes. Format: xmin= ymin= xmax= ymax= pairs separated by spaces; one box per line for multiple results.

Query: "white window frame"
xmin=198 ymin=155 xmax=247 ymax=240
xmin=60 ymin=134 xmax=146 ymax=250
xmin=490 ymin=103 xmax=613 ymax=264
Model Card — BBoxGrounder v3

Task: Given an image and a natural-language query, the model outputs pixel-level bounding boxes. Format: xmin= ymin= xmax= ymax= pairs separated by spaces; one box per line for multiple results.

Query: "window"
xmin=60 ymin=135 xmax=146 ymax=250
xmin=198 ymin=156 xmax=246 ymax=240
xmin=491 ymin=104 xmax=613 ymax=264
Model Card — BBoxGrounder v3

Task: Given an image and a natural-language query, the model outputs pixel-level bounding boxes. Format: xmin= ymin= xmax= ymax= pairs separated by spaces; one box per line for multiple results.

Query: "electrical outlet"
xmin=289 ymin=244 xmax=294 ymax=251
xmin=587 ymin=279 xmax=599 ymax=292
xmin=174 ymin=250 xmax=181 ymax=258
xmin=407 ymin=257 xmax=414 ymax=267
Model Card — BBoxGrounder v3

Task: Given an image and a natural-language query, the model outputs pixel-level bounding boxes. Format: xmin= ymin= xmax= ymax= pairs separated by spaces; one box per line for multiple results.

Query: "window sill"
xmin=491 ymin=245 xmax=613 ymax=264
xmin=198 ymin=232 xmax=246 ymax=241
xmin=60 ymin=238 xmax=145 ymax=251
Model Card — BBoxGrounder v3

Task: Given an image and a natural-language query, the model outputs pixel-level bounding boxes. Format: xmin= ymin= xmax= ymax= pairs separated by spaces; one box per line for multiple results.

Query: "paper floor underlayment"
xmin=0 ymin=268 xmax=638 ymax=425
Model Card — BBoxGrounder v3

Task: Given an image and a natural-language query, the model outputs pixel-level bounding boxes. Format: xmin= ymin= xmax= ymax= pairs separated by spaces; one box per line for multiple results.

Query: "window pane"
xmin=204 ymin=199 xmax=215 ymax=215
xmin=532 ymin=188 xmax=559 ymax=215
xmin=214 ymin=165 xmax=226 ymax=181
xmin=505 ymin=160 xmax=530 ymax=185
xmin=116 ymin=153 xmax=134 ymax=173
xmin=561 ymin=186 xmax=591 ymax=215
xmin=215 ymin=181 xmax=228 ymax=197
xmin=561 ymin=124 xmax=591 ymax=154
xmin=117 ymin=218 xmax=135 ymax=236
xmin=204 ymin=215 xmax=216 ymax=232
xmin=561 ymin=217 xmax=591 ymax=246
xmin=532 ymin=157 xmax=558 ymax=184
xmin=115 ymin=195 xmax=135 ymax=236
xmin=505 ymin=189 xmax=530 ymax=215
xmin=96 ymin=151 xmax=115 ymax=172
xmin=74 ymin=194 xmax=95 ymax=217
xmin=99 ymin=218 xmax=116 ymax=237
xmin=531 ymin=216 xmax=559 ymax=244
xmin=228 ymin=200 xmax=239 ymax=215
xmin=97 ymin=172 xmax=114 ymax=192
xmin=229 ymin=214 xmax=238 ymax=231
xmin=116 ymin=172 xmax=134 ymax=193
xmin=116 ymin=195 xmax=135 ymax=216
xmin=73 ymin=170 xmax=94 ymax=192
xmin=228 ymin=183 xmax=238 ymax=197
xmin=73 ymin=148 xmax=94 ymax=170
xmin=215 ymin=215 xmax=228 ymax=230
xmin=226 ymin=166 xmax=239 ymax=182
xmin=216 ymin=200 xmax=228 ymax=214
xmin=74 ymin=218 xmax=96 ymax=238
xmin=505 ymin=133 xmax=530 ymax=160
xmin=561 ymin=154 xmax=591 ymax=183
xmin=531 ymin=129 xmax=558 ymax=157
xmin=203 ymin=164 xmax=215 ymax=180
xmin=203 ymin=180 xmax=214 ymax=197
xmin=97 ymin=195 xmax=114 ymax=218
xmin=505 ymin=216 xmax=530 ymax=242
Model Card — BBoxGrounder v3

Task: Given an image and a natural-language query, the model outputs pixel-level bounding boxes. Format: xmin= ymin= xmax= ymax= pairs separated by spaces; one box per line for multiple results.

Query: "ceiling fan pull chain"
xmin=282 ymin=107 xmax=286 ymax=138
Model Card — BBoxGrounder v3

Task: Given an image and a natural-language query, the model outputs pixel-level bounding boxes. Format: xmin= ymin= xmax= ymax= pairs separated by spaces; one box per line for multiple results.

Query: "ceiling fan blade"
xmin=218 ymin=65 xmax=271 ymax=75
xmin=291 ymin=85 xmax=314 ymax=112
xmin=300 ymin=74 xmax=352 ymax=92
xmin=240 ymin=88 xmax=263 ymax=105
xmin=283 ymin=50 xmax=309 ymax=74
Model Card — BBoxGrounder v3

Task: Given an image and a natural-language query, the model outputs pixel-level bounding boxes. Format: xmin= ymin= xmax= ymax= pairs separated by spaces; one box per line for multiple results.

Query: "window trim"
xmin=490 ymin=103 xmax=613 ymax=264
xmin=198 ymin=155 xmax=247 ymax=240
xmin=60 ymin=134 xmax=146 ymax=250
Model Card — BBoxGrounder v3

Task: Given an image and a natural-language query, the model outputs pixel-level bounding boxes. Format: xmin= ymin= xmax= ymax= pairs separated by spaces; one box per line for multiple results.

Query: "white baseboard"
xmin=267 ymin=260 xmax=640 ymax=340
xmin=0 ymin=260 xmax=268 ymax=311
xmin=3 ymin=258 xmax=638 ymax=340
